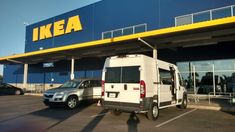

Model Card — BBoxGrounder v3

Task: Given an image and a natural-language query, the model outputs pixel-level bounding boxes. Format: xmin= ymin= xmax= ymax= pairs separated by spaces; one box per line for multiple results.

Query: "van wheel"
xmin=111 ymin=109 xmax=122 ymax=116
xmin=146 ymin=102 xmax=159 ymax=121
xmin=66 ymin=96 xmax=78 ymax=109
xmin=177 ymin=94 xmax=187 ymax=109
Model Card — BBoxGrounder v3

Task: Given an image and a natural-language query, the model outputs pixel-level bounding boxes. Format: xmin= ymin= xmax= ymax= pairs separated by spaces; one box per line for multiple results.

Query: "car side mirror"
xmin=79 ymin=83 xmax=84 ymax=89
xmin=80 ymin=83 xmax=89 ymax=89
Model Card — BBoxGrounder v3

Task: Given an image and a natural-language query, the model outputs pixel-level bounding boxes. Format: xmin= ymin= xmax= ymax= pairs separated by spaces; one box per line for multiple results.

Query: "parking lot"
xmin=0 ymin=95 xmax=234 ymax=132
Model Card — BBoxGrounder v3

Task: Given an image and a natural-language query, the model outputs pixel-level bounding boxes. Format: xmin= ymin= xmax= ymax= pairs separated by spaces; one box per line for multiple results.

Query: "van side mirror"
xmin=182 ymin=81 xmax=186 ymax=87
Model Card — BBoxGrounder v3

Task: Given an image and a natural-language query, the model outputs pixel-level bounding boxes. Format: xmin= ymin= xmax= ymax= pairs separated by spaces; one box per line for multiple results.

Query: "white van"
xmin=101 ymin=54 xmax=187 ymax=120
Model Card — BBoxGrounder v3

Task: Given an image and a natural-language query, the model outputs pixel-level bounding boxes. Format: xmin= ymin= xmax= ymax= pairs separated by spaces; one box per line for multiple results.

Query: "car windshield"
xmin=0 ymin=83 xmax=13 ymax=88
xmin=60 ymin=80 xmax=81 ymax=88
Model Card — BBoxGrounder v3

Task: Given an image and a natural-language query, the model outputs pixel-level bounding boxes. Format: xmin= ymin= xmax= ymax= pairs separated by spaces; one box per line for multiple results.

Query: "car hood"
xmin=45 ymin=87 xmax=76 ymax=94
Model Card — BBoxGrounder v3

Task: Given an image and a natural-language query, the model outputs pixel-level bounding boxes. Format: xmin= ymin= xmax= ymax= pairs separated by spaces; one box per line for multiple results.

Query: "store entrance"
xmin=177 ymin=60 xmax=235 ymax=95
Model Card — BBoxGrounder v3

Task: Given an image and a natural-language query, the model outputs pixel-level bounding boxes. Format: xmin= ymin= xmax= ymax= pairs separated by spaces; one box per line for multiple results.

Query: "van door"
xmin=159 ymin=68 xmax=173 ymax=106
xmin=104 ymin=66 xmax=140 ymax=104
xmin=170 ymin=67 xmax=177 ymax=102
xmin=177 ymin=73 xmax=184 ymax=101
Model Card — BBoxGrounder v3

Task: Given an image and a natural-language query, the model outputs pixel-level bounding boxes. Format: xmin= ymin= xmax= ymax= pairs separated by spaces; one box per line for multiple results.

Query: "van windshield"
xmin=105 ymin=66 xmax=140 ymax=83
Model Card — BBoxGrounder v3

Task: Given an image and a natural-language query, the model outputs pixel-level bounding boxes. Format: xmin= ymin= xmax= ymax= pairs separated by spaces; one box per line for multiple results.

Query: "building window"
xmin=123 ymin=27 xmax=134 ymax=35
xmin=175 ymin=5 xmax=234 ymax=26
xmin=177 ymin=59 xmax=235 ymax=94
xmin=102 ymin=24 xmax=147 ymax=39
xmin=113 ymin=30 xmax=122 ymax=37
xmin=103 ymin=32 xmax=112 ymax=39
xmin=212 ymin=7 xmax=231 ymax=20
xmin=233 ymin=6 xmax=235 ymax=16
xmin=175 ymin=15 xmax=192 ymax=26
xmin=134 ymin=24 xmax=146 ymax=33
xmin=193 ymin=11 xmax=210 ymax=23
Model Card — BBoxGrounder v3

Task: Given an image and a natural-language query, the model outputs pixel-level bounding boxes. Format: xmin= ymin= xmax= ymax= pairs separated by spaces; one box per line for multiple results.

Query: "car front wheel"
xmin=15 ymin=90 xmax=21 ymax=95
xmin=66 ymin=96 xmax=78 ymax=109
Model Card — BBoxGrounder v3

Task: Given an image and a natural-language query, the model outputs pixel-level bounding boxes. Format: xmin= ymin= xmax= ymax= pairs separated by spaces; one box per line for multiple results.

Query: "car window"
xmin=90 ymin=80 xmax=101 ymax=87
xmin=0 ymin=84 xmax=13 ymax=89
xmin=80 ymin=81 xmax=91 ymax=89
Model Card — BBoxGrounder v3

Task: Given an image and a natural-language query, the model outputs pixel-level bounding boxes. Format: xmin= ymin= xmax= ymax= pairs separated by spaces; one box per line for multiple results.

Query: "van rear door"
xmin=104 ymin=66 xmax=140 ymax=104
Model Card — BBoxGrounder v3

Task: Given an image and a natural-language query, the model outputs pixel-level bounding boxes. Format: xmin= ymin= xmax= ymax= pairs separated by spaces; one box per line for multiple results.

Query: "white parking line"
xmin=90 ymin=112 xmax=109 ymax=118
xmin=156 ymin=108 xmax=197 ymax=128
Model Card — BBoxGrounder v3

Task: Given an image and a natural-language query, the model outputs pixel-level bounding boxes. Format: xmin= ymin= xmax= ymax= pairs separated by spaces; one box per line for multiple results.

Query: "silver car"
xmin=43 ymin=79 xmax=101 ymax=109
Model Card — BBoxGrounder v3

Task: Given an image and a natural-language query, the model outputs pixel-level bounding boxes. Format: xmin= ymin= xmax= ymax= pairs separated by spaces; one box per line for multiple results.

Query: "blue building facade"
xmin=3 ymin=0 xmax=235 ymax=85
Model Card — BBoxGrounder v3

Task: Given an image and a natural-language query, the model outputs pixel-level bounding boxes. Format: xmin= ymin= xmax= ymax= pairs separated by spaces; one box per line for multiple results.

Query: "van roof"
xmin=107 ymin=54 xmax=177 ymax=70
xmin=109 ymin=54 xmax=143 ymax=59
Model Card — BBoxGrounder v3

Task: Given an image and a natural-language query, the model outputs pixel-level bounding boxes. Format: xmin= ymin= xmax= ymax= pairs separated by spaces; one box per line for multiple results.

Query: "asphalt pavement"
xmin=0 ymin=95 xmax=234 ymax=132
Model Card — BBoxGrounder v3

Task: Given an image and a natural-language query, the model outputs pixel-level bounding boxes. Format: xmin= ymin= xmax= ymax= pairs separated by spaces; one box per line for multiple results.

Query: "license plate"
xmin=233 ymin=98 xmax=235 ymax=103
xmin=109 ymin=93 xmax=116 ymax=98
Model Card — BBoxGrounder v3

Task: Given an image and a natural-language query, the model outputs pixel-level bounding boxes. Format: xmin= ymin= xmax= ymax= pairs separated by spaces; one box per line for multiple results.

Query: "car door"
xmin=0 ymin=84 xmax=6 ymax=94
xmin=92 ymin=80 xmax=101 ymax=98
xmin=2 ymin=84 xmax=10 ymax=94
xmin=6 ymin=84 xmax=16 ymax=94
xmin=81 ymin=80 xmax=92 ymax=100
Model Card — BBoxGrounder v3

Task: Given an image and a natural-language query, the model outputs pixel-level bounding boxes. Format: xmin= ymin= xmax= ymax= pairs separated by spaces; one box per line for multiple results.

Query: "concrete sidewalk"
xmin=24 ymin=93 xmax=43 ymax=96
xmin=188 ymin=98 xmax=235 ymax=112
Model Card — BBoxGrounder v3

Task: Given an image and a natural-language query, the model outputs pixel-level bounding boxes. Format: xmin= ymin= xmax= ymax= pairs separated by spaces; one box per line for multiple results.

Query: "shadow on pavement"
xmin=80 ymin=109 xmax=108 ymax=132
xmin=209 ymin=98 xmax=235 ymax=116
xmin=32 ymin=102 xmax=93 ymax=131
xmin=127 ymin=112 xmax=140 ymax=132
xmin=221 ymin=111 xmax=235 ymax=116
xmin=0 ymin=102 xmax=93 ymax=132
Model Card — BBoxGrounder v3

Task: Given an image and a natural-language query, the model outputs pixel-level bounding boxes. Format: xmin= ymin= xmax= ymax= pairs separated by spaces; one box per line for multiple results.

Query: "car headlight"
xmin=54 ymin=92 xmax=64 ymax=98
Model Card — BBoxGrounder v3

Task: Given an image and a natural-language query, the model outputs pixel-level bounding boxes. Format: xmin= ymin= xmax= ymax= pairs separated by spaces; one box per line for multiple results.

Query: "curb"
xmin=24 ymin=93 xmax=43 ymax=96
xmin=188 ymin=105 xmax=235 ymax=112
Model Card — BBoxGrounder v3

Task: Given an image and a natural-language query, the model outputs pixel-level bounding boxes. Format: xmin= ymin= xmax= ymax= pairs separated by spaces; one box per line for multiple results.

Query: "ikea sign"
xmin=32 ymin=15 xmax=83 ymax=42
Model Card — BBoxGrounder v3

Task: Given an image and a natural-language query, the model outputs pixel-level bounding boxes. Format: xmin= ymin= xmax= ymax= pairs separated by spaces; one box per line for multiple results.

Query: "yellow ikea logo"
xmin=33 ymin=15 xmax=83 ymax=42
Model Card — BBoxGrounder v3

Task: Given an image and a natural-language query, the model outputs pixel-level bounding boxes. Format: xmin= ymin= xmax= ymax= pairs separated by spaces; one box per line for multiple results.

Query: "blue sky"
xmin=0 ymin=0 xmax=101 ymax=75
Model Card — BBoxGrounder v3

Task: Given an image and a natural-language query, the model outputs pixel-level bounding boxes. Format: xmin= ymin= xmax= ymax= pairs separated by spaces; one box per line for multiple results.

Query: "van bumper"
xmin=101 ymin=98 xmax=152 ymax=112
